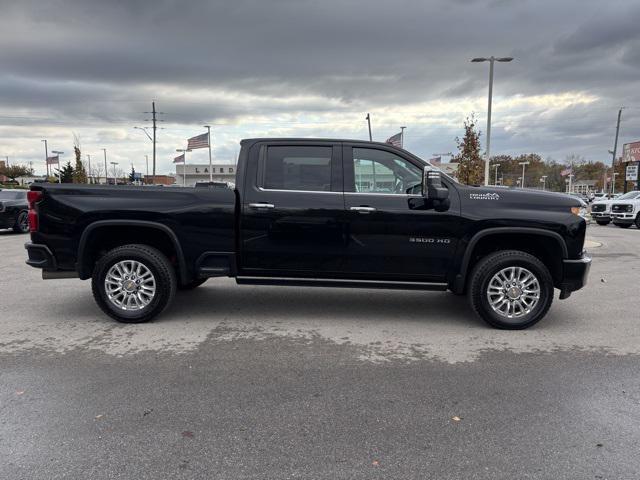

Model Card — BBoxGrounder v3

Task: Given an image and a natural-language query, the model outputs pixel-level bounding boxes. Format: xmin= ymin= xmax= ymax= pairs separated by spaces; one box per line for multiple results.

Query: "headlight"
xmin=571 ymin=206 xmax=587 ymax=218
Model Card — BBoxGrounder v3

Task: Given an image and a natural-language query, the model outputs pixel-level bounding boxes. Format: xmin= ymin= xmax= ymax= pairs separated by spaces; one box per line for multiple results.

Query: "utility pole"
xmin=204 ymin=125 xmax=213 ymax=182
xmin=42 ymin=139 xmax=49 ymax=177
xmin=102 ymin=148 xmax=108 ymax=185
xmin=366 ymin=114 xmax=372 ymax=141
xmin=493 ymin=164 xmax=500 ymax=186
xmin=144 ymin=101 xmax=164 ymax=184
xmin=145 ymin=155 xmax=149 ymax=183
xmin=610 ymin=107 xmax=624 ymax=194
xmin=4 ymin=156 xmax=9 ymax=167
xmin=400 ymin=126 xmax=406 ymax=148
xmin=86 ymin=154 xmax=91 ymax=184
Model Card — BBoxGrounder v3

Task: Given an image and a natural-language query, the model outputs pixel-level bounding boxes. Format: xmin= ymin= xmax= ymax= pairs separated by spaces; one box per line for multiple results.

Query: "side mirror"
xmin=422 ymin=168 xmax=449 ymax=201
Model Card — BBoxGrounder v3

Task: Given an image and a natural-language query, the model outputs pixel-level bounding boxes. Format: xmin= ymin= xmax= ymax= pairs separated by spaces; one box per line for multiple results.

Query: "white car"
xmin=610 ymin=191 xmax=640 ymax=229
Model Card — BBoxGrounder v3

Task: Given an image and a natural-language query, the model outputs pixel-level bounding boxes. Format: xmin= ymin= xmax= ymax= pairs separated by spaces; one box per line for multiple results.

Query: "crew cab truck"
xmin=25 ymin=139 xmax=591 ymax=329
xmin=610 ymin=191 xmax=640 ymax=228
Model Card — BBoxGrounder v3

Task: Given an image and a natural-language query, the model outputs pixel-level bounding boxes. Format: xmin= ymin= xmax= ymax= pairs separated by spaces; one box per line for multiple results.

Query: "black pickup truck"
xmin=25 ymin=138 xmax=591 ymax=329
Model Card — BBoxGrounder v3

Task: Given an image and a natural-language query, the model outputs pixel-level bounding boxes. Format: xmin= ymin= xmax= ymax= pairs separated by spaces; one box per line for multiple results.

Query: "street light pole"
xmin=366 ymin=114 xmax=372 ymax=141
xmin=102 ymin=149 xmax=108 ymax=185
xmin=540 ymin=175 xmax=547 ymax=191
xmin=493 ymin=164 xmax=500 ymax=186
xmin=42 ymin=139 xmax=49 ymax=178
xmin=518 ymin=161 xmax=530 ymax=188
xmin=110 ymin=161 xmax=119 ymax=185
xmin=400 ymin=126 xmax=406 ymax=148
xmin=86 ymin=154 xmax=91 ymax=184
xmin=145 ymin=155 xmax=149 ymax=183
xmin=471 ymin=56 xmax=514 ymax=186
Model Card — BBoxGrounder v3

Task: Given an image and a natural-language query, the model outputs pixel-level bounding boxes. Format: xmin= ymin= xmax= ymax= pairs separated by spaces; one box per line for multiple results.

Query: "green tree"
xmin=0 ymin=164 xmax=33 ymax=182
xmin=453 ymin=116 xmax=484 ymax=185
xmin=128 ymin=166 xmax=136 ymax=183
xmin=71 ymin=134 xmax=87 ymax=184
xmin=54 ymin=161 xmax=75 ymax=183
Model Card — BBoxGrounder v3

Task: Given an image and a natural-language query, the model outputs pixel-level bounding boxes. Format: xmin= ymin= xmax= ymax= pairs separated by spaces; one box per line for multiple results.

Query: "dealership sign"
xmin=627 ymin=164 xmax=639 ymax=182
xmin=622 ymin=141 xmax=640 ymax=163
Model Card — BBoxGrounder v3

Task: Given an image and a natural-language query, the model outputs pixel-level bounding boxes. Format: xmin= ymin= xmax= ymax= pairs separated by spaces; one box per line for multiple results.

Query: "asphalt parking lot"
xmin=1 ymin=225 xmax=639 ymax=479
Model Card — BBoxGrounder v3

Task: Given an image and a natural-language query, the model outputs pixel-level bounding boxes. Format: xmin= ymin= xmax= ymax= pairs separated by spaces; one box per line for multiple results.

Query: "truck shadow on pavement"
xmin=160 ymin=281 xmax=484 ymax=328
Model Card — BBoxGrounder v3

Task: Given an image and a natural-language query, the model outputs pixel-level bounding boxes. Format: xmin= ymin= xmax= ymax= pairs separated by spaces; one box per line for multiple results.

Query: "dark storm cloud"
xmin=1 ymin=0 xmax=639 ymax=164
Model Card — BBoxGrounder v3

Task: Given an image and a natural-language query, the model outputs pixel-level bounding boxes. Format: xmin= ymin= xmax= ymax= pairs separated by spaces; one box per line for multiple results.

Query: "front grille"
xmin=591 ymin=204 xmax=606 ymax=213
xmin=611 ymin=204 xmax=632 ymax=213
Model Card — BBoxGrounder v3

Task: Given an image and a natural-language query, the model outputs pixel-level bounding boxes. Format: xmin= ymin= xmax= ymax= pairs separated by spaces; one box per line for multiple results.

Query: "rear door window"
xmin=263 ymin=146 xmax=332 ymax=192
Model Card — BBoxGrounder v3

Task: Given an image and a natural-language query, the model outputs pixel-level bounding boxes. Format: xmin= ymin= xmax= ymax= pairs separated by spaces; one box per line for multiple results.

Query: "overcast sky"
xmin=1 ymin=0 xmax=639 ymax=175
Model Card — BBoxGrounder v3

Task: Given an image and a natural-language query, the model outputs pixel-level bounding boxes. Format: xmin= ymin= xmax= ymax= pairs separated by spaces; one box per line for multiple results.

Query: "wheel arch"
xmin=77 ymin=220 xmax=187 ymax=283
xmin=452 ymin=227 xmax=568 ymax=294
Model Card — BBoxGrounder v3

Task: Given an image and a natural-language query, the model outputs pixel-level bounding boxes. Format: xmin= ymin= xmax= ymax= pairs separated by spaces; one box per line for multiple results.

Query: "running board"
xmin=236 ymin=276 xmax=448 ymax=291
xmin=42 ymin=270 xmax=79 ymax=280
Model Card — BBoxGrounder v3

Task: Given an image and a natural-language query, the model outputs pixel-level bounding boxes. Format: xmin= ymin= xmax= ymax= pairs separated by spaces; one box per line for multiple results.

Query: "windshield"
xmin=0 ymin=191 xmax=25 ymax=200
xmin=617 ymin=191 xmax=640 ymax=200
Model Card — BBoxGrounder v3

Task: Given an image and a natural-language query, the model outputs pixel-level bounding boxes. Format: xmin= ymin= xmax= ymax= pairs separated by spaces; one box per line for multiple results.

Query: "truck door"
xmin=342 ymin=144 xmax=459 ymax=282
xmin=239 ymin=142 xmax=346 ymax=276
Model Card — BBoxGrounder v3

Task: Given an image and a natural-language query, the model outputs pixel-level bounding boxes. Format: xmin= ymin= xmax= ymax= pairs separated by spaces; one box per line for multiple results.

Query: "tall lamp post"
xmin=41 ymin=139 xmax=49 ymax=178
xmin=518 ymin=161 xmax=529 ymax=188
xmin=400 ymin=126 xmax=407 ymax=148
xmin=110 ymin=161 xmax=119 ymax=185
xmin=145 ymin=155 xmax=149 ymax=183
xmin=52 ymin=150 xmax=64 ymax=183
xmin=101 ymin=149 xmax=108 ymax=185
xmin=86 ymin=154 xmax=92 ymax=184
xmin=493 ymin=163 xmax=500 ymax=186
xmin=471 ymin=56 xmax=514 ymax=186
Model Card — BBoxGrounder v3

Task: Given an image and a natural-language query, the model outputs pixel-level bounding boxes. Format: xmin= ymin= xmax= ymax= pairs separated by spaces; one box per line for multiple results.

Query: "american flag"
xmin=187 ymin=132 xmax=209 ymax=150
xmin=385 ymin=132 xmax=402 ymax=148
xmin=46 ymin=155 xmax=59 ymax=165
xmin=560 ymin=167 xmax=572 ymax=177
xmin=173 ymin=153 xmax=185 ymax=164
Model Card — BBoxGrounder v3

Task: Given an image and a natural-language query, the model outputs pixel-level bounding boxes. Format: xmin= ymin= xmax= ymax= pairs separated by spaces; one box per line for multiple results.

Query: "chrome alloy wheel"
xmin=486 ymin=266 xmax=540 ymax=319
xmin=104 ymin=260 xmax=156 ymax=311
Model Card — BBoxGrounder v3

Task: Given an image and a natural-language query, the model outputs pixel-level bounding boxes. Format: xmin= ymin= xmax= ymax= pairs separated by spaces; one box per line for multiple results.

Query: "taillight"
xmin=27 ymin=190 xmax=43 ymax=232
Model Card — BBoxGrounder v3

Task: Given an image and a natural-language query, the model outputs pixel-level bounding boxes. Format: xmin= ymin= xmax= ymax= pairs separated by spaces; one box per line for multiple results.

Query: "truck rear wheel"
xmin=91 ymin=244 xmax=177 ymax=323
xmin=468 ymin=250 xmax=554 ymax=330
xmin=595 ymin=220 xmax=610 ymax=226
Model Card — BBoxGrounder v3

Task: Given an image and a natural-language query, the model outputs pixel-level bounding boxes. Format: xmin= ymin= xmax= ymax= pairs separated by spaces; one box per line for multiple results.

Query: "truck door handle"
xmin=350 ymin=206 xmax=376 ymax=214
xmin=249 ymin=202 xmax=275 ymax=209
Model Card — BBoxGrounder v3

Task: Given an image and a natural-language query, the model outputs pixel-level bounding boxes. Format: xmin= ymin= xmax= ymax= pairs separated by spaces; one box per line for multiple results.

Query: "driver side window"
xmin=352 ymin=148 xmax=422 ymax=195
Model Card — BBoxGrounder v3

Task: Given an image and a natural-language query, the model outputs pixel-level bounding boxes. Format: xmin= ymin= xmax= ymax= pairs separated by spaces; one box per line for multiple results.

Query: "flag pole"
xmin=204 ymin=125 xmax=212 ymax=182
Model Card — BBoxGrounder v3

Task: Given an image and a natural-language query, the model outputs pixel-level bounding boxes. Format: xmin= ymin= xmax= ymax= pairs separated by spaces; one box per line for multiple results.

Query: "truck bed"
xmin=28 ymin=184 xmax=237 ymax=280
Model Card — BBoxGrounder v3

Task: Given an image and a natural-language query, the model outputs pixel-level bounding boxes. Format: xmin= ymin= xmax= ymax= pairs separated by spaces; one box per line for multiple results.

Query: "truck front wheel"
xmin=468 ymin=250 xmax=554 ymax=329
xmin=91 ymin=244 xmax=177 ymax=323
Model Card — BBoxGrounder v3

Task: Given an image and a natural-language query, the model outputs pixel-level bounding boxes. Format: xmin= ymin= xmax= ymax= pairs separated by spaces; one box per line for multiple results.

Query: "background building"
xmin=174 ymin=163 xmax=236 ymax=187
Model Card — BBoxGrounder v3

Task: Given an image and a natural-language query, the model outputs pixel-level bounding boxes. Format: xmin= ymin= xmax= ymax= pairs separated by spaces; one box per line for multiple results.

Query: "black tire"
xmin=178 ymin=278 xmax=207 ymax=290
xmin=615 ymin=223 xmax=632 ymax=229
xmin=91 ymin=244 xmax=177 ymax=323
xmin=468 ymin=250 xmax=554 ymax=330
xmin=13 ymin=210 xmax=29 ymax=233
xmin=635 ymin=215 xmax=640 ymax=229
xmin=595 ymin=220 xmax=610 ymax=226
